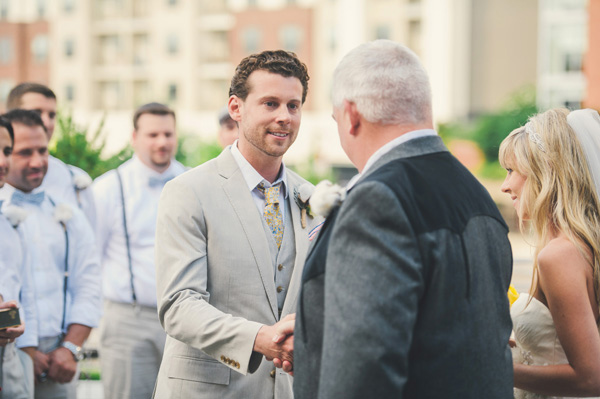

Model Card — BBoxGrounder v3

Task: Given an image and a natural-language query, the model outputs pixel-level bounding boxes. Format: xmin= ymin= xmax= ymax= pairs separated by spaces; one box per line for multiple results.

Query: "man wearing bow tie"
xmin=6 ymin=83 xmax=96 ymax=228
xmin=92 ymin=102 xmax=185 ymax=399
xmin=0 ymin=109 xmax=102 ymax=399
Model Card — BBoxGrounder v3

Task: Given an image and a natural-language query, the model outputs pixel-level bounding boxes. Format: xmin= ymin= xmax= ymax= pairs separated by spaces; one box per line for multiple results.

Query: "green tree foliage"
xmin=50 ymin=111 xmax=132 ymax=179
xmin=174 ymin=134 xmax=223 ymax=168
xmin=470 ymin=86 xmax=537 ymax=163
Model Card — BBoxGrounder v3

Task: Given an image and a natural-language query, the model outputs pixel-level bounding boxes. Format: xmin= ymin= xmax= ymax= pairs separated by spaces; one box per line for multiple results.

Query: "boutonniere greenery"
xmin=3 ymin=205 xmax=28 ymax=228
xmin=310 ymin=180 xmax=346 ymax=218
xmin=294 ymin=183 xmax=314 ymax=229
xmin=54 ymin=203 xmax=74 ymax=225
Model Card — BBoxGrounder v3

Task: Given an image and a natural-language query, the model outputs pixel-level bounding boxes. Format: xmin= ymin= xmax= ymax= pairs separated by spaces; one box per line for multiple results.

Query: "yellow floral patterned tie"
xmin=258 ymin=183 xmax=283 ymax=249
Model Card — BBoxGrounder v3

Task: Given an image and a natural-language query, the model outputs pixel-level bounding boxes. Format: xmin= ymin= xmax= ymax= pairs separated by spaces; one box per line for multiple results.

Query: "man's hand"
xmin=47 ymin=346 xmax=77 ymax=383
xmin=253 ymin=314 xmax=296 ymax=368
xmin=0 ymin=301 xmax=24 ymax=345
xmin=32 ymin=350 xmax=50 ymax=384
xmin=271 ymin=315 xmax=295 ymax=375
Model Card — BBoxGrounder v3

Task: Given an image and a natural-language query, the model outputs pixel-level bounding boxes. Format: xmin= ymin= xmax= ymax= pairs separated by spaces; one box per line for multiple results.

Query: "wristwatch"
xmin=61 ymin=341 xmax=84 ymax=362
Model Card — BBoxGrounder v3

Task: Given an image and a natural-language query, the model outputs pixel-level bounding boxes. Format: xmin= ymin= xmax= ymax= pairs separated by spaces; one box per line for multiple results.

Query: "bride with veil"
xmin=499 ymin=108 xmax=600 ymax=398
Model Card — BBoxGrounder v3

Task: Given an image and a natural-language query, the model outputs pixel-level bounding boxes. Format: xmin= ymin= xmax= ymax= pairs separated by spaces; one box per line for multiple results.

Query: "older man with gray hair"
xmin=291 ymin=40 xmax=514 ymax=398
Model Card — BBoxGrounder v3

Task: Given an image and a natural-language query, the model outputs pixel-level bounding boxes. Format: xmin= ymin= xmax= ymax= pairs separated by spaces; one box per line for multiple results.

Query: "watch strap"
xmin=61 ymin=341 xmax=83 ymax=362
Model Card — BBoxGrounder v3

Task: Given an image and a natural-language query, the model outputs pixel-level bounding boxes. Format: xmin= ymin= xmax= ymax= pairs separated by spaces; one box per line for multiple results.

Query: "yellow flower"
xmin=507 ymin=285 xmax=519 ymax=307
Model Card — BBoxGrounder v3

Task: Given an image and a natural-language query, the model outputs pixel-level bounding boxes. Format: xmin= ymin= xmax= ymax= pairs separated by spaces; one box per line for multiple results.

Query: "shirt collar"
xmin=230 ymin=141 xmax=288 ymax=198
xmin=346 ymin=129 xmax=438 ymax=190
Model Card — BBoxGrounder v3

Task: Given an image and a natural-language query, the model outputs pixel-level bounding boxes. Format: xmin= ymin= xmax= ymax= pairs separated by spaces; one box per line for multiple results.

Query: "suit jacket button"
xmin=220 ymin=355 xmax=225 ymax=362
xmin=278 ymin=264 xmax=283 ymax=271
xmin=270 ymin=369 xmax=276 ymax=378
xmin=277 ymin=286 xmax=283 ymax=293
xmin=235 ymin=362 xmax=240 ymax=369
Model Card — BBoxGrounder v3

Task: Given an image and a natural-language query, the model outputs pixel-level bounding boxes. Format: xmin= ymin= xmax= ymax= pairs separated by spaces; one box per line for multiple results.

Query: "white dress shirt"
xmin=93 ymin=156 xmax=187 ymax=307
xmin=230 ymin=141 xmax=289 ymax=222
xmin=346 ymin=129 xmax=438 ymax=190
xmin=42 ymin=155 xmax=96 ymax=228
xmin=0 ymin=185 xmax=102 ymax=339
xmin=0 ymin=203 xmax=37 ymax=348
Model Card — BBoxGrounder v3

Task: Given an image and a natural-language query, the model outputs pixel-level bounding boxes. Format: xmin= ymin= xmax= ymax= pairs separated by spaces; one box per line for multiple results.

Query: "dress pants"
xmin=100 ymin=300 xmax=166 ymax=399
xmin=0 ymin=342 xmax=34 ymax=399
xmin=34 ymin=335 xmax=78 ymax=399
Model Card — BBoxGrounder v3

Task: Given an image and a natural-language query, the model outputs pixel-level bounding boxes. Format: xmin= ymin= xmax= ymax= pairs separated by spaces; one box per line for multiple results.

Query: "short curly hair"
xmin=229 ymin=50 xmax=309 ymax=104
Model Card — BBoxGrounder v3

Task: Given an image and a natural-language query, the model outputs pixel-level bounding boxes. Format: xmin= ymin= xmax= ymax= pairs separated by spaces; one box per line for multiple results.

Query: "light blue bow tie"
xmin=11 ymin=190 xmax=45 ymax=206
xmin=148 ymin=175 xmax=174 ymax=188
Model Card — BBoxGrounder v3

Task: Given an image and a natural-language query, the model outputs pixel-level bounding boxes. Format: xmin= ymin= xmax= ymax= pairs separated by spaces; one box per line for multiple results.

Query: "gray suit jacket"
xmin=294 ymin=136 xmax=514 ymax=398
xmin=153 ymin=148 xmax=321 ymax=399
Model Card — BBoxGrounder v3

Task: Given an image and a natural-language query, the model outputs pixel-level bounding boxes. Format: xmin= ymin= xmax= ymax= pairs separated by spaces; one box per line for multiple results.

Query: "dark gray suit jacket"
xmin=294 ymin=136 xmax=513 ymax=398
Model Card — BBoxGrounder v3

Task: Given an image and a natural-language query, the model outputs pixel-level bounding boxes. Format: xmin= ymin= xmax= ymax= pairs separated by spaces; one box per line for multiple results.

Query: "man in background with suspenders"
xmin=0 ymin=109 xmax=101 ymax=399
xmin=92 ymin=102 xmax=186 ymax=399
xmin=6 ymin=83 xmax=96 ymax=228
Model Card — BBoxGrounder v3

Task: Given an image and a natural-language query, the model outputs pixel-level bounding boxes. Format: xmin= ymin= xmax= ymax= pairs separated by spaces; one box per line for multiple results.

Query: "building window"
xmin=100 ymin=81 xmax=121 ymax=109
xmin=375 ymin=25 xmax=390 ymax=40
xmin=64 ymin=38 xmax=75 ymax=58
xmin=279 ymin=25 xmax=302 ymax=52
xmin=248 ymin=0 xmax=258 ymax=7
xmin=168 ymin=0 xmax=177 ymax=5
xmin=0 ymin=79 xmax=13 ymax=102
xmin=65 ymin=84 xmax=75 ymax=101
xmin=64 ymin=0 xmax=75 ymax=12
xmin=166 ymin=34 xmax=179 ymax=55
xmin=408 ymin=19 xmax=422 ymax=55
xmin=0 ymin=38 xmax=12 ymax=64
xmin=36 ymin=0 xmax=46 ymax=18
xmin=241 ymin=26 xmax=261 ymax=54
xmin=31 ymin=35 xmax=49 ymax=63
xmin=0 ymin=0 xmax=8 ymax=19
xmin=100 ymin=35 xmax=121 ymax=64
xmin=564 ymin=52 xmax=583 ymax=72
xmin=168 ymin=83 xmax=177 ymax=102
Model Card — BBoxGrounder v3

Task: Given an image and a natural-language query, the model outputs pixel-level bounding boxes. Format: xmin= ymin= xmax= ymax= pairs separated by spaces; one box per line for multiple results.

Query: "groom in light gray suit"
xmin=153 ymin=50 xmax=322 ymax=398
xmin=292 ymin=40 xmax=514 ymax=398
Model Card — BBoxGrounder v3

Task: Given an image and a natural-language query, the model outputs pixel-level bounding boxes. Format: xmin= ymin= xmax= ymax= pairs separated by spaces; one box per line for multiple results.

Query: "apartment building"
xmin=0 ymin=0 xmax=50 ymax=106
xmin=537 ymin=0 xmax=587 ymax=110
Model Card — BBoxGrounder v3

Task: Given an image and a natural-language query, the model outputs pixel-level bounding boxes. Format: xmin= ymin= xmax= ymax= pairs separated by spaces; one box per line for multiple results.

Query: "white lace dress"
xmin=511 ymin=293 xmax=600 ymax=399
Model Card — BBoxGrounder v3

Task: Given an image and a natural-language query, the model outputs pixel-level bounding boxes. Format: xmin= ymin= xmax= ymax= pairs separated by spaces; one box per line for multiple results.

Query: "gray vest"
xmin=261 ymin=197 xmax=296 ymax=318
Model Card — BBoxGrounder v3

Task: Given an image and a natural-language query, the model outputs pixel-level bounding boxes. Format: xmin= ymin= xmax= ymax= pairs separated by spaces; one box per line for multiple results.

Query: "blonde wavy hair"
xmin=499 ymin=108 xmax=600 ymax=307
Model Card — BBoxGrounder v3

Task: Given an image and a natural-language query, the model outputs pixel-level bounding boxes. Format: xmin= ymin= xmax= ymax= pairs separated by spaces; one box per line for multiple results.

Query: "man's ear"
xmin=228 ymin=96 xmax=242 ymax=122
xmin=131 ymin=129 xmax=137 ymax=146
xmin=344 ymin=100 xmax=361 ymax=136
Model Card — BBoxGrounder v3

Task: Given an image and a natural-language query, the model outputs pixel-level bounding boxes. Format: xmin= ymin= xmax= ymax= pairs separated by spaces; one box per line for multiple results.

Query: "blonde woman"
xmin=500 ymin=108 xmax=600 ymax=398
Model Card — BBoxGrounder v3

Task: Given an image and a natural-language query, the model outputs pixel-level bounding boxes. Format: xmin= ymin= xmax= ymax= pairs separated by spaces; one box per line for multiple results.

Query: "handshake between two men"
xmin=254 ymin=314 xmax=296 ymax=375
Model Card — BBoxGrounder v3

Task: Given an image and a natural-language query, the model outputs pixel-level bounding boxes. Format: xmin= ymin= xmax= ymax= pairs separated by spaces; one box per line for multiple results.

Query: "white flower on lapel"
xmin=73 ymin=174 xmax=92 ymax=190
xmin=297 ymin=183 xmax=313 ymax=203
xmin=294 ymin=183 xmax=315 ymax=228
xmin=309 ymin=180 xmax=346 ymax=218
xmin=54 ymin=203 xmax=74 ymax=223
xmin=3 ymin=205 xmax=28 ymax=227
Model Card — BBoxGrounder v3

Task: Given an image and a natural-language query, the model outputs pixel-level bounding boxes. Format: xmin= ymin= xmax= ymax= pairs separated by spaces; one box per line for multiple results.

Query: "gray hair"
xmin=331 ymin=40 xmax=432 ymax=125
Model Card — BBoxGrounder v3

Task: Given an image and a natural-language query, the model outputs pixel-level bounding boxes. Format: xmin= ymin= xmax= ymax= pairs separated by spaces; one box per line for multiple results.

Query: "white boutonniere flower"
xmin=294 ymin=183 xmax=315 ymax=229
xmin=309 ymin=180 xmax=346 ymax=218
xmin=54 ymin=203 xmax=74 ymax=224
xmin=73 ymin=174 xmax=92 ymax=190
xmin=3 ymin=205 xmax=28 ymax=228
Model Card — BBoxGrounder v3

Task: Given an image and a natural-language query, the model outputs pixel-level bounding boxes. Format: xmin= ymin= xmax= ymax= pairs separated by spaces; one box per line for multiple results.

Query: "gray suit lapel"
xmin=217 ymin=149 xmax=279 ymax=320
xmin=281 ymin=173 xmax=308 ymax=316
